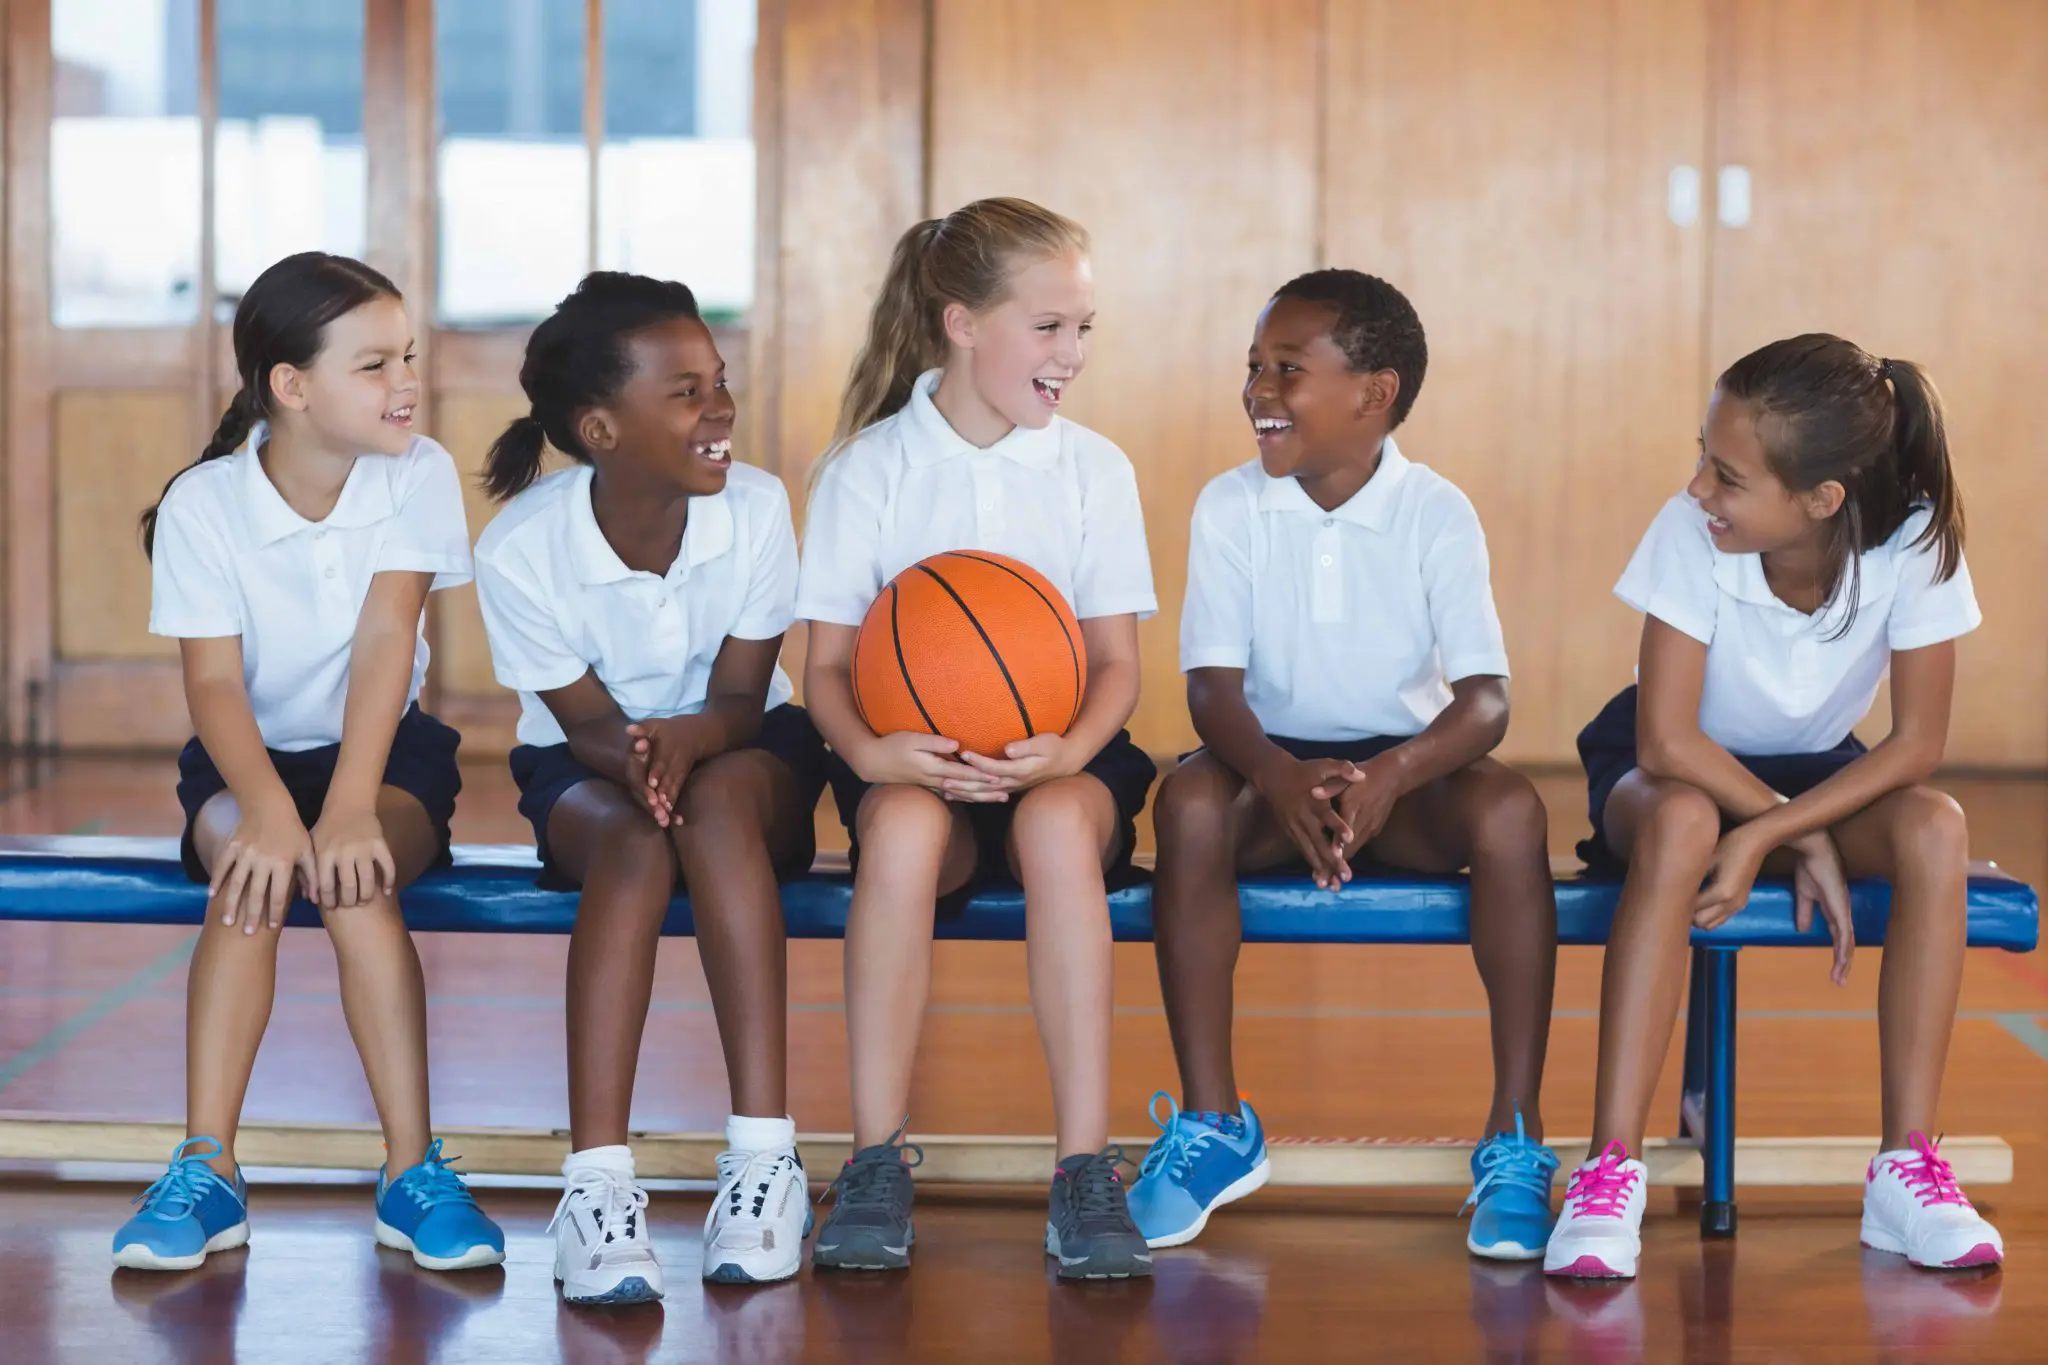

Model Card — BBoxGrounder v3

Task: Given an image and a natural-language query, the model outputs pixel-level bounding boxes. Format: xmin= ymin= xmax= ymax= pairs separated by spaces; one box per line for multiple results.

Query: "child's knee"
xmin=1887 ymin=786 xmax=1968 ymax=870
xmin=856 ymin=782 xmax=952 ymax=845
xmin=1467 ymin=768 xmax=1549 ymax=861
xmin=1153 ymin=758 xmax=1237 ymax=847
xmin=1012 ymin=777 xmax=1110 ymax=850
xmin=1635 ymin=779 xmax=1721 ymax=858
xmin=673 ymin=753 xmax=773 ymax=844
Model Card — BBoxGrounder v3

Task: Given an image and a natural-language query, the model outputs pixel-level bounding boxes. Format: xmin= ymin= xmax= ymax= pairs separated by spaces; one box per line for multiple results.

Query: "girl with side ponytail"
xmin=472 ymin=272 xmax=828 ymax=1300
xmin=796 ymin=199 xmax=1160 ymax=1281
xmin=123 ymin=252 xmax=503 ymax=1275
xmin=1549 ymin=334 xmax=1999 ymax=1281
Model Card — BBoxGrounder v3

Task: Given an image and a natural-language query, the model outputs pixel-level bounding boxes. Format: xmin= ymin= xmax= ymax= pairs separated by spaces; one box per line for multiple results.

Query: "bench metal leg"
xmin=1701 ymin=946 xmax=1739 ymax=1238
xmin=1678 ymin=946 xmax=1709 ymax=1140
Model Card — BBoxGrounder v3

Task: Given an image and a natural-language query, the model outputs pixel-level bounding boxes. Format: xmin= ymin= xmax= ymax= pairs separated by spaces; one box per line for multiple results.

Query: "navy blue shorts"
xmin=825 ymin=729 xmax=1157 ymax=919
xmin=509 ymin=702 xmax=830 ymax=889
xmin=1575 ymin=685 xmax=1867 ymax=870
xmin=173 ymin=703 xmax=462 ymax=884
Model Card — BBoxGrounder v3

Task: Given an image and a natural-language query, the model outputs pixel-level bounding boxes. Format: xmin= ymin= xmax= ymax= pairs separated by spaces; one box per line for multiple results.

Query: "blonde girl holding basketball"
xmin=799 ymin=198 xmax=1158 ymax=1280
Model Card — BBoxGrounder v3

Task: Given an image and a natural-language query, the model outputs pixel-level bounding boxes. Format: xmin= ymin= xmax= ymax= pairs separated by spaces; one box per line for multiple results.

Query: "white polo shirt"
xmin=147 ymin=424 xmax=473 ymax=751
xmin=1617 ymin=494 xmax=1981 ymax=755
xmin=796 ymin=369 xmax=1157 ymax=626
xmin=474 ymin=461 xmax=798 ymax=748
xmin=1179 ymin=440 xmax=1510 ymax=741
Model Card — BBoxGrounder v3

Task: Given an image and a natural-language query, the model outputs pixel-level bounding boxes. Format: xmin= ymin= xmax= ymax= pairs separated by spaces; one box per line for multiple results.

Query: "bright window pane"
xmin=598 ymin=1 xmax=755 ymax=321
xmin=51 ymin=0 xmax=201 ymax=327
xmin=436 ymin=0 xmax=588 ymax=327
xmin=213 ymin=0 xmax=367 ymax=310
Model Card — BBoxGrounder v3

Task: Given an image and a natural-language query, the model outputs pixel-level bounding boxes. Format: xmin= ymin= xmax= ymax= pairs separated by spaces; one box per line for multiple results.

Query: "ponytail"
xmin=140 ymin=388 xmax=261 ymax=558
xmin=138 ymin=251 xmax=403 ymax=559
xmin=1716 ymin=333 xmax=1967 ymax=639
xmin=482 ymin=415 xmax=551 ymax=501
xmin=1882 ymin=357 xmax=1964 ymax=583
xmin=809 ymin=198 xmax=1091 ymax=495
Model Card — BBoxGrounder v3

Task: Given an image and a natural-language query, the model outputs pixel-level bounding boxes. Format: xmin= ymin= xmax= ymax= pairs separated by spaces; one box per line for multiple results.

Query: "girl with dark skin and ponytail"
xmin=473 ymin=272 xmax=827 ymax=1301
xmin=1546 ymin=334 xmax=2002 ymax=1280
xmin=122 ymin=252 xmax=502 ymax=1274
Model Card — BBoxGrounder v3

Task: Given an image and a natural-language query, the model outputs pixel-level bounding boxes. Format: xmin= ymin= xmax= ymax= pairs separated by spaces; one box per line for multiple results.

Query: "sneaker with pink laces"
xmin=1542 ymin=1142 xmax=1647 ymax=1279
xmin=1861 ymin=1133 xmax=2004 ymax=1270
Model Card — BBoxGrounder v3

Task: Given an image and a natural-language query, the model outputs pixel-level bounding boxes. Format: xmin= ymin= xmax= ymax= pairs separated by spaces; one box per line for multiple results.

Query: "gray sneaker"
xmin=1045 ymin=1148 xmax=1154 ymax=1280
xmin=812 ymin=1135 xmax=921 ymax=1271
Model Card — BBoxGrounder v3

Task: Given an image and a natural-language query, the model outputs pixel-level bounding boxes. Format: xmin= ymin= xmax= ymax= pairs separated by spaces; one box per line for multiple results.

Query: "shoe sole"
xmin=112 ymin=1220 xmax=250 ymax=1272
xmin=704 ymin=1253 xmax=804 ymax=1285
xmin=558 ymin=1274 xmax=665 ymax=1305
xmin=1468 ymin=1234 xmax=1547 ymax=1262
xmin=812 ymin=1241 xmax=913 ymax=1272
xmin=373 ymin=1218 xmax=505 ymax=1271
xmin=1861 ymin=1221 xmax=2004 ymax=1269
xmin=1045 ymin=1225 xmax=1156 ymax=1280
xmin=1141 ymin=1156 xmax=1271 ymax=1250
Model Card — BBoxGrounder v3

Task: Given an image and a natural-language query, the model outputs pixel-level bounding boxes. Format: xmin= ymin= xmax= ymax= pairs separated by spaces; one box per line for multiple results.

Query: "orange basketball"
xmin=852 ymin=550 xmax=1088 ymax=759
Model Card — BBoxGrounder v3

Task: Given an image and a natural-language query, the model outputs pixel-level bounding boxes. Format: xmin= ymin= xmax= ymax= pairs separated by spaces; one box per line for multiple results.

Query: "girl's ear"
xmin=1797 ymin=479 xmax=1847 ymax=522
xmin=1354 ymin=368 xmax=1401 ymax=421
xmin=268 ymin=361 xmax=309 ymax=413
xmin=941 ymin=300 xmax=978 ymax=352
xmin=575 ymin=406 xmax=616 ymax=455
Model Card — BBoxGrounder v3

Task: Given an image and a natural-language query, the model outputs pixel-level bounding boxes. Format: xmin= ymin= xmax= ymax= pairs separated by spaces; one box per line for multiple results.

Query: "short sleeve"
xmin=1072 ymin=443 xmax=1158 ymax=620
xmin=473 ymin=550 xmax=590 ymax=694
xmin=148 ymin=479 xmax=244 ymax=639
xmin=1887 ymin=516 xmax=1981 ymax=651
xmin=1418 ymin=484 xmax=1511 ymax=681
xmin=1614 ymin=496 xmax=1719 ymax=645
xmin=733 ymin=480 xmax=800 ymax=640
xmin=795 ymin=453 xmax=888 ymax=626
xmin=1178 ymin=477 xmax=1255 ymax=672
xmin=375 ymin=440 xmax=474 ymax=589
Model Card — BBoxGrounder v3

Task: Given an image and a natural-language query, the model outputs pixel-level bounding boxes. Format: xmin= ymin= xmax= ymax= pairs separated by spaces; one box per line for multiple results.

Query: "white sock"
xmin=727 ymin=1114 xmax=797 ymax=1154
xmin=564 ymin=1143 xmax=635 ymax=1180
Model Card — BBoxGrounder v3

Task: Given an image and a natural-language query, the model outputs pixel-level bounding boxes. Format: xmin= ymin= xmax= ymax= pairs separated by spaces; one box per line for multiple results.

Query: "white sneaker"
xmin=551 ymin=1162 xmax=665 ymax=1305
xmin=1861 ymin=1133 xmax=2004 ymax=1270
xmin=1543 ymin=1143 xmax=1647 ymax=1279
xmin=703 ymin=1147 xmax=810 ymax=1284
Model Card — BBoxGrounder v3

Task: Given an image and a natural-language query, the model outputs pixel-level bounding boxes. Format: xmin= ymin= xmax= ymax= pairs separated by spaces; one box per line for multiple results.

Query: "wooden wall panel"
xmin=1323 ymin=0 xmax=1712 ymax=764
xmin=1710 ymin=0 xmax=2048 ymax=766
xmin=429 ymin=392 xmax=531 ymax=704
xmin=928 ymin=0 xmax=1322 ymax=755
xmin=53 ymin=391 xmax=194 ymax=661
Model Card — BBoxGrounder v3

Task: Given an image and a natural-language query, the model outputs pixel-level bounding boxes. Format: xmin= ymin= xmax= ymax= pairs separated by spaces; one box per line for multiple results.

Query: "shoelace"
xmin=1138 ymin=1091 xmax=1224 ymax=1186
xmin=1888 ymin=1133 xmax=1971 ymax=1209
xmin=1459 ymin=1111 xmax=1559 ymax=1217
xmin=133 ymin=1136 xmax=236 ymax=1218
xmin=549 ymin=1165 xmax=651 ymax=1253
xmin=391 ymin=1138 xmax=480 ymax=1209
xmin=1563 ymin=1141 xmax=1641 ymax=1220
xmin=1061 ymin=1147 xmax=1135 ymax=1226
xmin=824 ymin=1125 xmax=923 ymax=1215
xmin=715 ymin=1149 xmax=798 ymax=1223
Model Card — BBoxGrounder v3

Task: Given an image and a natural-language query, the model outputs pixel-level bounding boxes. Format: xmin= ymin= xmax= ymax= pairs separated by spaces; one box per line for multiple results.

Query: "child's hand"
xmin=1252 ymin=756 xmax=1360 ymax=891
xmin=1327 ymin=761 xmax=1396 ymax=869
xmin=622 ymin=742 xmax=671 ymax=827
xmin=1692 ymin=824 xmax=1768 ymax=930
xmin=211 ymin=794 xmax=317 ymax=933
xmin=1791 ymin=829 xmax=1855 ymax=985
xmin=861 ymin=731 xmax=1007 ymax=801
xmin=958 ymin=734 xmax=1076 ymax=795
xmin=309 ymin=806 xmax=396 ymax=911
xmin=625 ymin=717 xmax=707 ymax=826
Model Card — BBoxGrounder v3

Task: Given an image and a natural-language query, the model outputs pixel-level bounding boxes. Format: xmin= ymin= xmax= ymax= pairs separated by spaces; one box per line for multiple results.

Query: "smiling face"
xmin=269 ymin=295 xmax=418 ymax=457
xmin=948 ymin=251 xmax=1095 ymax=431
xmin=1242 ymin=294 xmax=1393 ymax=482
xmin=1687 ymin=387 xmax=1843 ymax=554
xmin=580 ymin=315 xmax=737 ymax=497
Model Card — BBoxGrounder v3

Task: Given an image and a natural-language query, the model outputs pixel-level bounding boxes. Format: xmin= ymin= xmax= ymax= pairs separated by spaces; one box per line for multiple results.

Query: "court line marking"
xmin=1992 ymin=1013 xmax=2048 ymax=1063
xmin=0 ymin=935 xmax=197 ymax=1097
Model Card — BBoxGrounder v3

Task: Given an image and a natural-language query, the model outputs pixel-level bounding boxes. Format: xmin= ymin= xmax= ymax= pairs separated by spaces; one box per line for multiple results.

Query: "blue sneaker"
xmin=1462 ymin=1111 xmax=1560 ymax=1260
xmin=374 ymin=1139 xmax=506 ymax=1271
xmin=112 ymin=1136 xmax=250 ymax=1271
xmin=1127 ymin=1092 xmax=1270 ymax=1249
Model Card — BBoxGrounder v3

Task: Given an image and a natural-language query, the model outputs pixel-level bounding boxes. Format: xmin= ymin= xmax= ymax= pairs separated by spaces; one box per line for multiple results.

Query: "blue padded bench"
xmin=0 ymin=835 xmax=2035 ymax=1237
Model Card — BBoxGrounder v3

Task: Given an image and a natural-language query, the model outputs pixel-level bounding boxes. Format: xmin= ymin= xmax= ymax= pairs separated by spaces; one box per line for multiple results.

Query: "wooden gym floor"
xmin=0 ymin=754 xmax=2043 ymax=1363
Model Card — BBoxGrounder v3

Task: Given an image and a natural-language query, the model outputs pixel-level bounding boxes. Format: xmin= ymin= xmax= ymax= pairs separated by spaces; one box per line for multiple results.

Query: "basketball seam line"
xmin=945 ymin=552 xmax=1082 ymax=728
xmin=914 ymin=564 xmax=1035 ymax=738
xmin=888 ymin=584 xmax=942 ymax=736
